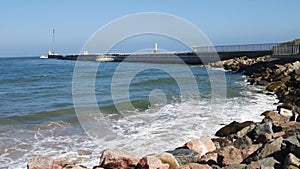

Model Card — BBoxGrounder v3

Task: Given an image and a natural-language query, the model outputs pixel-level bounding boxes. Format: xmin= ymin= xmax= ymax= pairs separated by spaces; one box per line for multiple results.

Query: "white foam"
xmin=1 ymin=83 xmax=278 ymax=168
xmin=92 ymin=82 xmax=278 ymax=157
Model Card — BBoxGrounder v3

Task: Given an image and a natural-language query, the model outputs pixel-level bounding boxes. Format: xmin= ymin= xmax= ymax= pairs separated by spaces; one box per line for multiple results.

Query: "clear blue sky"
xmin=1 ymin=0 xmax=300 ymax=57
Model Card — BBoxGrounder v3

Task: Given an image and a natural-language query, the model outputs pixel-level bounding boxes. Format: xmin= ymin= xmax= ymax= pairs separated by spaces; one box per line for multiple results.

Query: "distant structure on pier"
xmin=154 ymin=43 xmax=158 ymax=53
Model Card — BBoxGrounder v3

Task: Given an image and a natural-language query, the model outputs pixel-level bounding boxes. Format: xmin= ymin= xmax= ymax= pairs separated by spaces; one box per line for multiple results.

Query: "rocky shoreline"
xmin=28 ymin=56 xmax=300 ymax=169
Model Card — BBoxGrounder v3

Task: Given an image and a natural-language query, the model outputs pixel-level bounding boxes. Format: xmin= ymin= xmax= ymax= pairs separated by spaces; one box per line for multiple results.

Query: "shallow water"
xmin=0 ymin=57 xmax=278 ymax=168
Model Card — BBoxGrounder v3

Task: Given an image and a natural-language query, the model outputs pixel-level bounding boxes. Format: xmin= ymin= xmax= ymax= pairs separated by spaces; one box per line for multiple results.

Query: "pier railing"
xmin=272 ymin=44 xmax=300 ymax=55
xmin=192 ymin=43 xmax=279 ymax=53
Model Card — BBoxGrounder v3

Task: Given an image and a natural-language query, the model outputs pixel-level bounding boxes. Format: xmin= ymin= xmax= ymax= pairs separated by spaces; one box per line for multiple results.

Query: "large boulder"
xmin=27 ymin=156 xmax=73 ymax=169
xmin=281 ymin=122 xmax=300 ymax=137
xmin=255 ymin=131 xmax=285 ymax=144
xmin=247 ymin=121 xmax=273 ymax=141
xmin=282 ymin=135 xmax=300 ymax=158
xmin=184 ymin=136 xmax=216 ymax=156
xmin=199 ymin=152 xmax=218 ymax=166
xmin=261 ymin=110 xmax=290 ymax=126
xmin=136 ymin=156 xmax=169 ymax=169
xmin=215 ymin=121 xmax=255 ymax=137
xmin=211 ymin=138 xmax=231 ymax=149
xmin=240 ymin=144 xmax=261 ymax=160
xmin=27 ymin=156 xmax=76 ymax=169
xmin=243 ymin=137 xmax=283 ymax=164
xmin=279 ymin=108 xmax=294 ymax=118
xmin=27 ymin=156 xmax=55 ymax=169
xmin=179 ymin=163 xmax=212 ymax=169
xmin=283 ymin=153 xmax=300 ymax=169
xmin=266 ymin=82 xmax=285 ymax=93
xmin=250 ymin=157 xmax=281 ymax=168
xmin=216 ymin=146 xmax=243 ymax=167
xmin=222 ymin=164 xmax=247 ymax=169
xmin=159 ymin=152 xmax=180 ymax=169
xmin=236 ymin=124 xmax=256 ymax=139
xmin=233 ymin=135 xmax=252 ymax=150
xmin=166 ymin=149 xmax=200 ymax=166
xmin=99 ymin=148 xmax=139 ymax=169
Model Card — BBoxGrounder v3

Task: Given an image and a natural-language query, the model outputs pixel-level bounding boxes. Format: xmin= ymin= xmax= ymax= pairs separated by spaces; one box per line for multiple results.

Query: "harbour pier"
xmin=47 ymin=43 xmax=300 ymax=64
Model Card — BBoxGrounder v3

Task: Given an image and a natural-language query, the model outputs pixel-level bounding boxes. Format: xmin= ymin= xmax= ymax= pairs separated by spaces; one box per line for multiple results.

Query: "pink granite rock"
xmin=217 ymin=146 xmax=243 ymax=167
xmin=27 ymin=156 xmax=73 ymax=169
xmin=136 ymin=155 xmax=169 ymax=169
xmin=179 ymin=163 xmax=212 ymax=169
xmin=184 ymin=136 xmax=216 ymax=156
xmin=99 ymin=148 xmax=139 ymax=169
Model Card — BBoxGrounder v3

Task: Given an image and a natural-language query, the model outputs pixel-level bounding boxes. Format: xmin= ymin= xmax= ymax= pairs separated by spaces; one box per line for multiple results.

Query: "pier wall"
xmin=48 ymin=50 xmax=272 ymax=65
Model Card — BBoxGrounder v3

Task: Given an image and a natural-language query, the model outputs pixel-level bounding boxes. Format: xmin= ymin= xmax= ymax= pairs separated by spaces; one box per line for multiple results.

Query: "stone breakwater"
xmin=28 ymin=56 xmax=300 ymax=169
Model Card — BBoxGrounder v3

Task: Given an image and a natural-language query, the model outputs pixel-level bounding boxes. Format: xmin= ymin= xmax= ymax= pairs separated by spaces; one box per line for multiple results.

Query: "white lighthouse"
xmin=154 ymin=42 xmax=158 ymax=53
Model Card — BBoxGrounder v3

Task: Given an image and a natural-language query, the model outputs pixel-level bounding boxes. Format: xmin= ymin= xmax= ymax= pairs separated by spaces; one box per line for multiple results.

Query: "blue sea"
xmin=0 ymin=57 xmax=277 ymax=168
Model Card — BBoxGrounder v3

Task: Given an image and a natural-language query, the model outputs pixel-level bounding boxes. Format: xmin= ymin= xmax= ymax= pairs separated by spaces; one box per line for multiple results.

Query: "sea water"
xmin=0 ymin=57 xmax=278 ymax=168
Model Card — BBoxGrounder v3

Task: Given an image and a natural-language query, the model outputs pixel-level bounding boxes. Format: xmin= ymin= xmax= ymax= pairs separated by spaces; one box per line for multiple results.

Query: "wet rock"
xmin=217 ymin=146 xmax=243 ymax=167
xmin=272 ymin=131 xmax=286 ymax=139
xmin=240 ymin=144 xmax=261 ymax=160
xmin=275 ymin=64 xmax=287 ymax=73
xmin=27 ymin=156 xmax=55 ymax=169
xmin=246 ymin=161 xmax=260 ymax=169
xmin=255 ymin=133 xmax=272 ymax=144
xmin=254 ymin=157 xmax=281 ymax=168
xmin=184 ymin=136 xmax=216 ymax=156
xmin=92 ymin=167 xmax=104 ymax=169
xmin=266 ymin=81 xmax=285 ymax=93
xmin=283 ymin=153 xmax=300 ymax=169
xmin=280 ymin=108 xmax=294 ymax=118
xmin=236 ymin=124 xmax=256 ymax=139
xmin=261 ymin=110 xmax=289 ymax=126
xmin=247 ymin=121 xmax=273 ymax=141
xmin=159 ymin=152 xmax=180 ymax=169
xmin=211 ymin=138 xmax=231 ymax=149
xmin=233 ymin=136 xmax=252 ymax=150
xmin=179 ymin=163 xmax=212 ymax=169
xmin=70 ymin=166 xmax=89 ymax=169
xmin=166 ymin=149 xmax=200 ymax=166
xmin=27 ymin=156 xmax=73 ymax=169
xmin=136 ymin=156 xmax=169 ymax=169
xmin=199 ymin=152 xmax=218 ymax=166
xmin=215 ymin=121 xmax=255 ymax=137
xmin=210 ymin=165 xmax=221 ymax=169
xmin=99 ymin=148 xmax=139 ymax=169
xmin=281 ymin=122 xmax=300 ymax=137
xmin=295 ymin=68 xmax=300 ymax=75
xmin=243 ymin=137 xmax=283 ymax=164
xmin=223 ymin=164 xmax=247 ymax=169
xmin=282 ymin=135 xmax=300 ymax=158
xmin=256 ymin=131 xmax=285 ymax=144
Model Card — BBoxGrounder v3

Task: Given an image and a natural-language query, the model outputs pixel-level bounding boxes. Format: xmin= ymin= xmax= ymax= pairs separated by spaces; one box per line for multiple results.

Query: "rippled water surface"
xmin=0 ymin=57 xmax=278 ymax=168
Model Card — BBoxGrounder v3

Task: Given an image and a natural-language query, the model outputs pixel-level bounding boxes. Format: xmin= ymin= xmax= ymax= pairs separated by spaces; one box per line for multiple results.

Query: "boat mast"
xmin=51 ymin=28 xmax=55 ymax=54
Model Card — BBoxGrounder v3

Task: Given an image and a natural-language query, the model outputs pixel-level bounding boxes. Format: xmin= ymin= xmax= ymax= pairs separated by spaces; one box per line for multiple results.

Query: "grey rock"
xmin=215 ymin=121 xmax=255 ymax=137
xmin=166 ymin=148 xmax=200 ymax=166
xmin=223 ymin=164 xmax=247 ymax=169
xmin=211 ymin=165 xmax=221 ymax=169
xmin=248 ymin=122 xmax=273 ymax=141
xmin=256 ymin=157 xmax=281 ymax=168
xmin=236 ymin=124 xmax=256 ymax=139
xmin=283 ymin=153 xmax=300 ymax=169
xmin=99 ymin=148 xmax=138 ymax=169
xmin=233 ymin=136 xmax=253 ymax=150
xmin=243 ymin=137 xmax=283 ymax=164
xmin=282 ymin=135 xmax=300 ymax=158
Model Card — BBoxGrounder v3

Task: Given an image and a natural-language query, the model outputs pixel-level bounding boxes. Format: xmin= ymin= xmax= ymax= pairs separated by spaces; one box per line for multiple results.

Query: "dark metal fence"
xmin=273 ymin=44 xmax=300 ymax=55
xmin=192 ymin=43 xmax=279 ymax=53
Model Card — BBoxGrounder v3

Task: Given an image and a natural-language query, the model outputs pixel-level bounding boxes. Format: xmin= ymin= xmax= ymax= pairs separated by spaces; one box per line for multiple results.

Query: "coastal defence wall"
xmin=48 ymin=50 xmax=272 ymax=64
